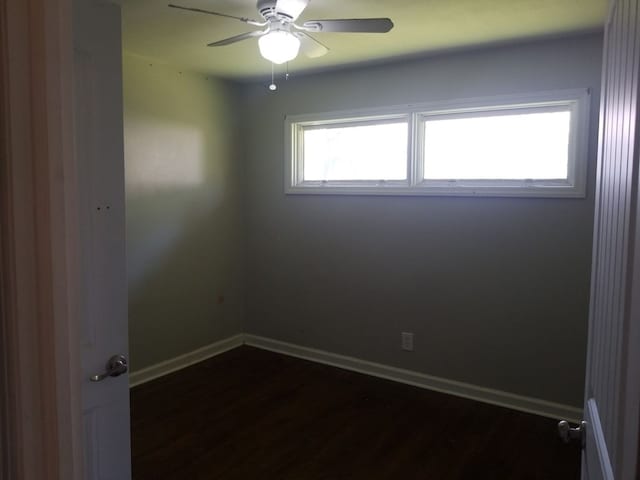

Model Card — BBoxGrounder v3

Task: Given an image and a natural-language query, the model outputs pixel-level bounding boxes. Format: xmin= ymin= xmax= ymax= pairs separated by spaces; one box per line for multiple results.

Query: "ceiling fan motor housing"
xmin=257 ymin=0 xmax=290 ymax=21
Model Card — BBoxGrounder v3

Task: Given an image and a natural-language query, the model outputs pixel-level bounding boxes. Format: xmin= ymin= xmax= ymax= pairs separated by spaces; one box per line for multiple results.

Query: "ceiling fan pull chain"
xmin=269 ymin=62 xmax=277 ymax=91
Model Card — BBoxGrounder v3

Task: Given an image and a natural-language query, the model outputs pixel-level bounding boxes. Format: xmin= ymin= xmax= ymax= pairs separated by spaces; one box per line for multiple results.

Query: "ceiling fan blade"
xmin=207 ymin=30 xmax=266 ymax=47
xmin=168 ymin=4 xmax=264 ymax=26
xmin=302 ymin=18 xmax=394 ymax=33
xmin=275 ymin=0 xmax=310 ymax=21
xmin=295 ymin=32 xmax=329 ymax=58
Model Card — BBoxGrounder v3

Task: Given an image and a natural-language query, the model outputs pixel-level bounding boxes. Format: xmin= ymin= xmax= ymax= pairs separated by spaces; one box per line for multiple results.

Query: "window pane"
xmin=423 ymin=110 xmax=571 ymax=180
xmin=303 ymin=122 xmax=408 ymax=181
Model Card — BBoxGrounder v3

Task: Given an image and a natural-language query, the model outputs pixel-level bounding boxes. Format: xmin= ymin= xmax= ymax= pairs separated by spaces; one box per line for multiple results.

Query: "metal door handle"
xmin=557 ymin=420 xmax=586 ymax=448
xmin=90 ymin=354 xmax=128 ymax=382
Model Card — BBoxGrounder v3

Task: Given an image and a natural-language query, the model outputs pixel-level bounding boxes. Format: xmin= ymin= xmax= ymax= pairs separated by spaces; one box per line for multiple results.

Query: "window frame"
xmin=287 ymin=109 xmax=413 ymax=191
xmin=284 ymin=89 xmax=590 ymax=198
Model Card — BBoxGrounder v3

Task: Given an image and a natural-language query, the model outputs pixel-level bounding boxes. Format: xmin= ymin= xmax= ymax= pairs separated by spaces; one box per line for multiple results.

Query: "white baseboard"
xmin=128 ymin=332 xmax=582 ymax=422
xmin=244 ymin=334 xmax=583 ymax=423
xmin=128 ymin=334 xmax=244 ymax=387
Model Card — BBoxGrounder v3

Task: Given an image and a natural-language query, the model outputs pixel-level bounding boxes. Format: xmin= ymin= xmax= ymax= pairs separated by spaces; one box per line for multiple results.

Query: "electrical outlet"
xmin=401 ymin=332 xmax=414 ymax=351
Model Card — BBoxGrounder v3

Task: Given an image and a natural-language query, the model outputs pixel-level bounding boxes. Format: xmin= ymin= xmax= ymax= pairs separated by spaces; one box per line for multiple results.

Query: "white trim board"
xmin=244 ymin=335 xmax=583 ymax=423
xmin=129 ymin=333 xmax=582 ymax=422
xmin=128 ymin=334 xmax=244 ymax=387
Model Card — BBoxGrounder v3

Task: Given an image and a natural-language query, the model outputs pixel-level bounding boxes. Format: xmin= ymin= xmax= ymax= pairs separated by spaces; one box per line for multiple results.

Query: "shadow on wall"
xmin=127 ymin=198 xmax=242 ymax=370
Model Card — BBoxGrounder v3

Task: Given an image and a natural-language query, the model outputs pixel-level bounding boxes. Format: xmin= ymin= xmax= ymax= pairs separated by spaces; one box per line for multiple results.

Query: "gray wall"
xmin=124 ymin=54 xmax=244 ymax=371
xmin=241 ymin=34 xmax=603 ymax=407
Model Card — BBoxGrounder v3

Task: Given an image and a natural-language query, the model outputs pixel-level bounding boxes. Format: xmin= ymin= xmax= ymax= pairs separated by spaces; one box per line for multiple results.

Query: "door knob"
xmin=90 ymin=354 xmax=128 ymax=382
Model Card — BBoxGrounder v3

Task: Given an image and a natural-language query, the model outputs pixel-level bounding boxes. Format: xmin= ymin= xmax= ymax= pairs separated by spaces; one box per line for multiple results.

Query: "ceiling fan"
xmin=168 ymin=0 xmax=394 ymax=65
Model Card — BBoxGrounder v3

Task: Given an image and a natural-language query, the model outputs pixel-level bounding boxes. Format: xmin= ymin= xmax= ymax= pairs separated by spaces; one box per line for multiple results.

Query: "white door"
xmin=582 ymin=1 xmax=640 ymax=479
xmin=73 ymin=1 xmax=131 ymax=478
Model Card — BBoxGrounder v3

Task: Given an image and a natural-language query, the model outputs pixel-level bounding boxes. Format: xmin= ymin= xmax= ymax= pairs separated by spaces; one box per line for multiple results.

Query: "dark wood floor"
xmin=130 ymin=346 xmax=581 ymax=479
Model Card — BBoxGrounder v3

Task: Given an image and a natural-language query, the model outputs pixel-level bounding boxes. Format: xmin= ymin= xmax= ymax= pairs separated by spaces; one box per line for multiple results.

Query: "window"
xmin=285 ymin=89 xmax=590 ymax=197
xmin=303 ymin=120 xmax=408 ymax=181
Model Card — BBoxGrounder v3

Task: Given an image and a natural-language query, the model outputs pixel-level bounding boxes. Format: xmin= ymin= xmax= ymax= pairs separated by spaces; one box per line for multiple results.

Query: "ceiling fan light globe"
xmin=258 ymin=30 xmax=300 ymax=64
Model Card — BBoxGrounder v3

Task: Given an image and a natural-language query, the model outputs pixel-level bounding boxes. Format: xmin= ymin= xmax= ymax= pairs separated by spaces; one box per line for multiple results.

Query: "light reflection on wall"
xmin=126 ymin=121 xmax=206 ymax=191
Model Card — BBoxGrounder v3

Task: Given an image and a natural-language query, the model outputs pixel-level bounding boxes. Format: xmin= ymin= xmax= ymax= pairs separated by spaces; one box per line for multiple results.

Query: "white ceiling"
xmin=121 ymin=0 xmax=607 ymax=80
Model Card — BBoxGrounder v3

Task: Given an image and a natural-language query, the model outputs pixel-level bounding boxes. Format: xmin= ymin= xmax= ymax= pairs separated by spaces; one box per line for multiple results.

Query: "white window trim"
xmin=284 ymin=89 xmax=590 ymax=198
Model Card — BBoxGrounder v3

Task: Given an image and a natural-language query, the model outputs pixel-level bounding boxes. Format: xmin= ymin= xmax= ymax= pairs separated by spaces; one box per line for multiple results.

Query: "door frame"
xmin=587 ymin=0 xmax=640 ymax=478
xmin=0 ymin=0 xmax=83 ymax=478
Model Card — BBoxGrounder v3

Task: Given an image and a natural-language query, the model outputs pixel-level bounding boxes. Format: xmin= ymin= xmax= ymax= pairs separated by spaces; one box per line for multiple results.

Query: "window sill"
xmin=285 ymin=183 xmax=586 ymax=198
